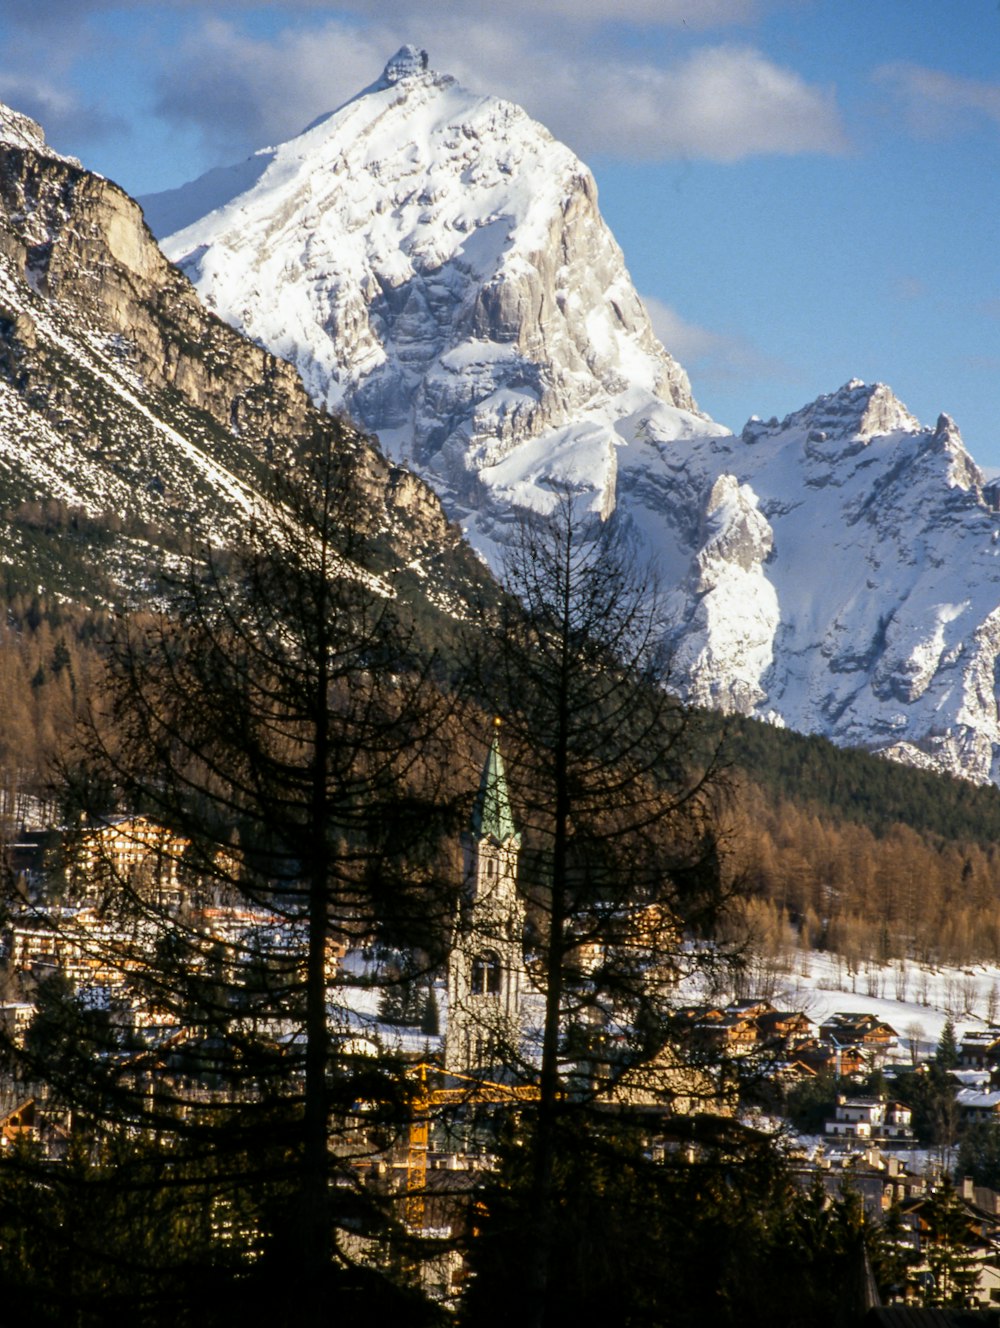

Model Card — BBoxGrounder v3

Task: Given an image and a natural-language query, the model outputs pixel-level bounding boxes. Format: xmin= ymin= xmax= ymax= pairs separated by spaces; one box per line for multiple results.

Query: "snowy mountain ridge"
xmin=134 ymin=52 xmax=1000 ymax=786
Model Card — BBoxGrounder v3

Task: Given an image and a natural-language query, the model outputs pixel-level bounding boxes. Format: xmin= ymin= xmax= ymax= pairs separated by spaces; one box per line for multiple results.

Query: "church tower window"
xmin=471 ymin=951 xmax=502 ymax=996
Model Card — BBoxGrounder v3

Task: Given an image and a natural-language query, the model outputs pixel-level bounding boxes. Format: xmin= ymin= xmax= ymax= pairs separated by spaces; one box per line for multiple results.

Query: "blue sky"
xmin=2 ymin=1 xmax=998 ymax=463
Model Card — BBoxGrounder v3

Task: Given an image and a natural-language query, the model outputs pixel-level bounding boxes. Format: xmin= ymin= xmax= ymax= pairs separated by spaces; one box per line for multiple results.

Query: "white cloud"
xmin=0 ymin=72 xmax=122 ymax=148
xmin=152 ymin=18 xmax=847 ymax=167
xmin=643 ymin=296 xmax=788 ymax=386
xmin=153 ymin=19 xmax=390 ymax=152
xmin=528 ymin=43 xmax=848 ymax=162
xmin=874 ymin=62 xmax=1000 ymax=139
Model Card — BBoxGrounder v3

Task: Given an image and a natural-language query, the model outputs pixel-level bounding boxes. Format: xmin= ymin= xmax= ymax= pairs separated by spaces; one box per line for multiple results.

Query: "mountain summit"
xmin=148 ymin=49 xmax=712 ymax=542
xmin=143 ymin=58 xmax=1000 ymax=785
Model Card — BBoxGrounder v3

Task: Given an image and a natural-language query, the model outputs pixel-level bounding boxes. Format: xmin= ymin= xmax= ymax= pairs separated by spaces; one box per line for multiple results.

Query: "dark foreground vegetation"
xmin=0 ymin=429 xmax=996 ymax=1324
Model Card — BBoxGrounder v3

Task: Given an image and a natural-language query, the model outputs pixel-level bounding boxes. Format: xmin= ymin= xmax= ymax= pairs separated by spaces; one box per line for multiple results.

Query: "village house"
xmin=0 ymin=1002 xmax=37 ymax=1047
xmin=895 ymin=1182 xmax=1000 ymax=1309
xmin=819 ymin=1012 xmax=899 ymax=1064
xmin=955 ymin=1086 xmax=1000 ymax=1126
xmin=675 ymin=1001 xmax=774 ymax=1055
xmin=825 ymin=1096 xmax=885 ymax=1141
xmin=754 ymin=1008 xmax=815 ymax=1048
xmin=824 ymin=1095 xmax=914 ymax=1143
xmin=72 ymin=814 xmax=189 ymax=909
xmin=959 ymin=1027 xmax=1000 ymax=1070
xmin=793 ymin=1039 xmax=866 ymax=1077
xmin=7 ymin=907 xmax=134 ymax=990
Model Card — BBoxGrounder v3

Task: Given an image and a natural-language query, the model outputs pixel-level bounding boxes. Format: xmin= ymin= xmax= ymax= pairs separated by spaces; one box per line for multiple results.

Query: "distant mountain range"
xmin=3 ymin=48 xmax=1000 ymax=785
xmin=137 ymin=47 xmax=1000 ymax=785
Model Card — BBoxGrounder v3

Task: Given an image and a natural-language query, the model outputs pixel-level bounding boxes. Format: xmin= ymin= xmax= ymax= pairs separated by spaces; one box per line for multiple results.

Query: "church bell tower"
xmin=444 ymin=725 xmax=526 ymax=1074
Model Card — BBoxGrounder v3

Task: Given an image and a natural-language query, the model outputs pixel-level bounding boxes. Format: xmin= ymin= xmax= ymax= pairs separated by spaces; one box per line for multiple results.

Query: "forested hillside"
xmin=720 ymin=717 xmax=1000 ymax=968
xmin=6 ymin=594 xmax=1000 ymax=976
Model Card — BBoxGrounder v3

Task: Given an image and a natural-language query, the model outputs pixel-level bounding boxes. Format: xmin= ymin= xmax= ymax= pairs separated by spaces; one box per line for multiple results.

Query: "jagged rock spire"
xmin=382 ymin=45 xmax=430 ymax=83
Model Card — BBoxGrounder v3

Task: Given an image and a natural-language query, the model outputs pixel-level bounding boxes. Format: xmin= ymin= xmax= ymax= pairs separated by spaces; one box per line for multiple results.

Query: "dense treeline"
xmin=7 ymin=595 xmax=1000 ymax=972
xmin=731 ymin=781 xmax=1000 ymax=968
xmin=726 ymin=712 xmax=1000 ymax=845
xmin=0 ymin=596 xmax=110 ymax=827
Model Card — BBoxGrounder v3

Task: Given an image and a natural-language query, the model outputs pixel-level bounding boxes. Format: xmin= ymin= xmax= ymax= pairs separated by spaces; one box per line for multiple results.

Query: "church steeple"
xmin=444 ymin=723 xmax=527 ymax=1073
xmin=471 ymin=724 xmax=519 ymax=846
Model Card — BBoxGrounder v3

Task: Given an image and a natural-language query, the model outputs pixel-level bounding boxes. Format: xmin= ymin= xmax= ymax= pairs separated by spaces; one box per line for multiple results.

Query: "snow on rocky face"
xmin=147 ymin=57 xmax=1000 ymax=787
xmin=650 ymin=379 xmax=1000 ymax=784
xmin=0 ymin=104 xmax=80 ymax=167
xmin=150 ymin=47 xmax=709 ymax=539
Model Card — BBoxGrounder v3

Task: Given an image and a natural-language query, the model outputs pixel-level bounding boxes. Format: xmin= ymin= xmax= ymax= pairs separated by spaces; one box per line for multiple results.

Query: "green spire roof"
xmin=472 ymin=733 xmax=519 ymax=844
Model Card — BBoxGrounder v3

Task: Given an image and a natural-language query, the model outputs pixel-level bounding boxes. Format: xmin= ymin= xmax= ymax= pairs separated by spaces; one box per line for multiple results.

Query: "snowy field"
xmin=691 ymin=950 xmax=1000 ymax=1061
xmin=335 ymin=948 xmax=1000 ymax=1065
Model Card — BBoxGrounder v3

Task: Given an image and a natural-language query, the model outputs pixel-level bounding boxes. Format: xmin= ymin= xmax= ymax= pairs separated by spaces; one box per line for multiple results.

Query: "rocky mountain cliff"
xmin=0 ymin=101 xmax=480 ymax=611
xmin=150 ymin=46 xmax=716 ymax=549
xmin=145 ymin=49 xmax=1000 ymax=786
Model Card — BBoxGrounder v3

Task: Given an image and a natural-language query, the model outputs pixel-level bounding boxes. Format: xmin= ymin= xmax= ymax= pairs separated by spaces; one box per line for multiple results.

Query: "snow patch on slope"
xmin=0 ymin=103 xmax=81 ymax=168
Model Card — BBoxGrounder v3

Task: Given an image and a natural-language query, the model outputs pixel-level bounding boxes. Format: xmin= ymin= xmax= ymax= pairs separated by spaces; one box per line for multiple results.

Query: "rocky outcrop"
xmin=666 ymin=474 xmax=779 ymax=715
xmin=0 ymin=107 xmax=482 ymax=608
xmin=0 ymin=105 xmax=79 ymax=165
xmin=0 ymin=137 xmax=310 ymax=447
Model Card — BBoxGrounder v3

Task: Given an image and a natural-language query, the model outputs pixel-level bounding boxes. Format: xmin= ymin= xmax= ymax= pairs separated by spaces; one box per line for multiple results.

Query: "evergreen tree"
xmin=921 ymin=1179 xmax=980 ymax=1308
xmin=420 ymin=984 xmax=440 ymax=1037
xmin=936 ymin=1017 xmax=960 ymax=1070
xmin=467 ymin=491 xmax=733 ymax=1328
xmin=956 ymin=1121 xmax=1000 ymax=1191
xmin=0 ymin=425 xmax=457 ymax=1324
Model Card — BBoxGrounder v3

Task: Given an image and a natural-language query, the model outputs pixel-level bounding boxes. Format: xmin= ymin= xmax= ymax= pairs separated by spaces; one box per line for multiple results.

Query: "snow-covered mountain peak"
xmin=142 ymin=58 xmax=1000 ymax=789
xmin=381 ymin=45 xmax=434 ymax=85
xmin=742 ymin=379 xmax=920 ymax=449
xmin=150 ymin=52 xmax=705 ymax=536
xmin=0 ymin=103 xmax=80 ymax=168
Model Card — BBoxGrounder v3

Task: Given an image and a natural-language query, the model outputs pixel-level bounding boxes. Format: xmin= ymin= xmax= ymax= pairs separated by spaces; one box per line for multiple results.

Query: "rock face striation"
xmin=0 ymin=101 xmax=481 ymax=609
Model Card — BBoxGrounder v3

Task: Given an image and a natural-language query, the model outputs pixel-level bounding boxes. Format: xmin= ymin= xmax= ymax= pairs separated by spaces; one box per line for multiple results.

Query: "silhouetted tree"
xmin=463 ymin=1113 xmax=887 ymax=1328
xmin=467 ymin=491 xmax=734 ymax=1328
xmin=0 ymin=423 xmax=457 ymax=1324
